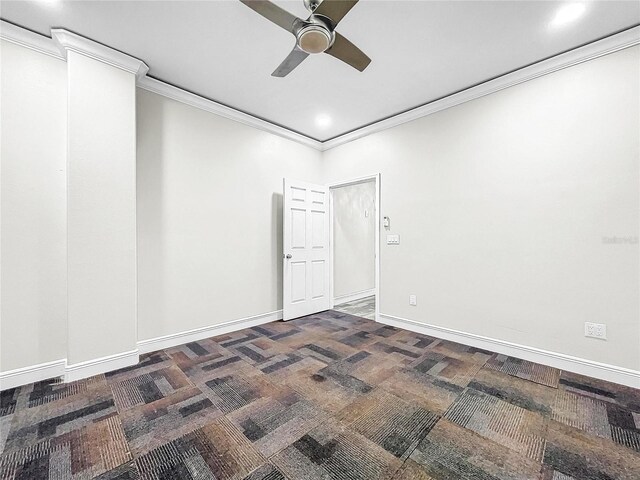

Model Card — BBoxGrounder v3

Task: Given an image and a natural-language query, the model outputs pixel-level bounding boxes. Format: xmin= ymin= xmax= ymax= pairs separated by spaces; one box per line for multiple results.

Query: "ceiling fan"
xmin=240 ymin=0 xmax=371 ymax=77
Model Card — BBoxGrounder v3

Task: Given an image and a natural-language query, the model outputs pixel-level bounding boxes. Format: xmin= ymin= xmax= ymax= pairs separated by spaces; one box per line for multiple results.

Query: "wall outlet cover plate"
xmin=584 ymin=322 xmax=607 ymax=340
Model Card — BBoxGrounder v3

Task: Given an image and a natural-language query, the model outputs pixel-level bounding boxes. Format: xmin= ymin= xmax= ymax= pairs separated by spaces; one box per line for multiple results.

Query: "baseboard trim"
xmin=378 ymin=313 xmax=640 ymax=389
xmin=0 ymin=359 xmax=66 ymax=391
xmin=333 ymin=289 xmax=375 ymax=306
xmin=65 ymin=349 xmax=139 ymax=383
xmin=137 ymin=309 xmax=284 ymax=354
xmin=1 ymin=310 xmax=284 ymax=390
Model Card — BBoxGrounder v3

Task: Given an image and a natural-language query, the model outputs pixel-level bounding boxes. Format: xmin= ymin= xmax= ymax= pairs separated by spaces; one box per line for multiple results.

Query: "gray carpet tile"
xmin=2 ymin=309 xmax=639 ymax=479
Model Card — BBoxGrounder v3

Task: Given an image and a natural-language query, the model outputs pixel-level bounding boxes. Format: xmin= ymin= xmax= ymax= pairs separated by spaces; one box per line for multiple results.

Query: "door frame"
xmin=327 ymin=173 xmax=381 ymax=323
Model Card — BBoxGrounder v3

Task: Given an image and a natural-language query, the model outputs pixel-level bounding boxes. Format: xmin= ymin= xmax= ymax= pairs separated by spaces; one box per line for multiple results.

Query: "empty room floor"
xmin=1 ymin=311 xmax=639 ymax=480
xmin=333 ymin=295 xmax=375 ymax=320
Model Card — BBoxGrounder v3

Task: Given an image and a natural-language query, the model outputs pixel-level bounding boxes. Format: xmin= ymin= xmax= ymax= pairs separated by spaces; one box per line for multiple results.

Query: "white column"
xmin=53 ymin=30 xmax=148 ymax=380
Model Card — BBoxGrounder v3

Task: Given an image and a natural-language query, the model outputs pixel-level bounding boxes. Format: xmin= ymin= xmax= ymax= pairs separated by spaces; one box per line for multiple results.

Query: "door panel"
xmin=291 ymin=209 xmax=306 ymax=248
xmin=283 ymin=178 xmax=331 ymax=320
xmin=311 ymin=211 xmax=325 ymax=247
xmin=290 ymin=262 xmax=306 ymax=303
xmin=311 ymin=260 xmax=325 ymax=298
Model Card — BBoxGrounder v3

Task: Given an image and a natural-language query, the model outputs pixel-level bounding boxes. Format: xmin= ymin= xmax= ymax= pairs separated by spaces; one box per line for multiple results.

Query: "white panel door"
xmin=283 ymin=178 xmax=331 ymax=320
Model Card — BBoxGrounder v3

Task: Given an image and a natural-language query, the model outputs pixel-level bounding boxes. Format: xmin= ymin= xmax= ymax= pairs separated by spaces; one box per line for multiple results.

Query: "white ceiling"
xmin=1 ymin=0 xmax=638 ymax=141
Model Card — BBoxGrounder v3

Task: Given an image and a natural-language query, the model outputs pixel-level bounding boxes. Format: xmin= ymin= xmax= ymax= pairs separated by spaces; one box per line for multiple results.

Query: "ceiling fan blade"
xmin=325 ymin=31 xmax=370 ymax=71
xmin=239 ymin=0 xmax=301 ymax=34
xmin=272 ymin=46 xmax=309 ymax=77
xmin=314 ymin=0 xmax=359 ymax=27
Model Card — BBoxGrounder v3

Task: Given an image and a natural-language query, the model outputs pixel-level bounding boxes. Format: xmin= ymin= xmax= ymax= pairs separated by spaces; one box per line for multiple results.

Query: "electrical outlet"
xmin=584 ymin=322 xmax=607 ymax=340
xmin=409 ymin=295 xmax=417 ymax=306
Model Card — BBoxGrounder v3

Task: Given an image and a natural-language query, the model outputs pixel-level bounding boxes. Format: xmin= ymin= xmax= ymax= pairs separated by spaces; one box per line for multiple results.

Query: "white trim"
xmin=333 ymin=289 xmax=376 ymax=306
xmin=2 ymin=22 xmax=638 ymax=151
xmin=137 ymin=76 xmax=322 ymax=149
xmin=0 ymin=21 xmax=63 ymax=60
xmin=65 ymin=349 xmax=139 ymax=383
xmin=326 ymin=174 xmax=381 ymax=189
xmin=137 ymin=310 xmax=283 ymax=354
xmin=0 ymin=359 xmax=66 ymax=391
xmin=1 ymin=309 xmax=283 ymax=389
xmin=328 ymin=174 xmax=380 ymax=324
xmin=51 ymin=29 xmax=149 ymax=78
xmin=378 ymin=313 xmax=640 ymax=389
xmin=374 ymin=175 xmax=380 ymax=323
xmin=321 ymin=26 xmax=640 ymax=151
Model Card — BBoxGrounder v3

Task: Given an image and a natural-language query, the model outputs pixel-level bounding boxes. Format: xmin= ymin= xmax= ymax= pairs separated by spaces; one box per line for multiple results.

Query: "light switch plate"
xmin=409 ymin=295 xmax=417 ymax=306
xmin=387 ymin=234 xmax=400 ymax=245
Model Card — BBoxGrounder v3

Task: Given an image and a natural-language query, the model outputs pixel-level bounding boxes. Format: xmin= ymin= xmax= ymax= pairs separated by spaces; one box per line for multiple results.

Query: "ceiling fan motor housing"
xmin=297 ymin=23 xmax=333 ymax=54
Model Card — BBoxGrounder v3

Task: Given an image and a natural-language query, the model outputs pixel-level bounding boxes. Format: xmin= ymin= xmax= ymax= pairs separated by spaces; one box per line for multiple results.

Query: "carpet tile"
xmin=406 ymin=419 xmax=545 ymax=480
xmin=2 ymin=309 xmax=639 ymax=479
xmin=379 ymin=367 xmax=463 ymax=415
xmin=486 ymin=354 xmax=561 ymax=388
xmin=1 ymin=414 xmax=130 ymax=479
xmin=272 ymin=419 xmax=403 ymax=480
xmin=135 ymin=417 xmax=265 ymax=480
xmin=409 ymin=350 xmax=486 ymax=388
xmin=337 ymin=388 xmax=439 ymax=460
xmin=444 ymin=387 xmax=547 ymax=461
xmin=227 ymin=388 xmax=321 ymax=457
xmin=119 ymin=386 xmax=222 ymax=456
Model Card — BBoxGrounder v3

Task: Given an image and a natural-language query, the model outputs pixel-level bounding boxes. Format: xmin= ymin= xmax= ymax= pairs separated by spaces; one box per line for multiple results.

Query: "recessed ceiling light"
xmin=550 ymin=3 xmax=587 ymax=28
xmin=37 ymin=0 xmax=62 ymax=7
xmin=315 ymin=114 xmax=332 ymax=128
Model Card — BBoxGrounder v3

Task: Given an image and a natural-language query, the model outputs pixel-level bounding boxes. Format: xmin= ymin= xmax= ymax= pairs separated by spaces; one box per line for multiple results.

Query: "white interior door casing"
xmin=283 ymin=179 xmax=331 ymax=320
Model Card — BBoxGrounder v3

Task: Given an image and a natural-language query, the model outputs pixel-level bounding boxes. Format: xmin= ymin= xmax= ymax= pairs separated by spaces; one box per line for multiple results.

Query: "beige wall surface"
xmin=2 ymin=37 xmax=638 ymax=379
xmin=66 ymin=51 xmax=138 ymax=364
xmin=323 ymin=46 xmax=640 ymax=370
xmin=136 ymin=89 xmax=323 ymax=341
xmin=0 ymin=41 xmax=68 ymax=371
xmin=332 ymin=181 xmax=376 ymax=298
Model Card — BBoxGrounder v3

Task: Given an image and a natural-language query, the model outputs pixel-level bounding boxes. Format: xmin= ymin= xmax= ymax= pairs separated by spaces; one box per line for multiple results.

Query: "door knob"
xmin=285 ymin=254 xmax=292 ymax=259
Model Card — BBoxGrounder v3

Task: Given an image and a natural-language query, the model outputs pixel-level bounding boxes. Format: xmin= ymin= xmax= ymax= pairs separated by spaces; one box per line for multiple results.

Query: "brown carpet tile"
xmin=1 ymin=310 xmax=639 ymax=479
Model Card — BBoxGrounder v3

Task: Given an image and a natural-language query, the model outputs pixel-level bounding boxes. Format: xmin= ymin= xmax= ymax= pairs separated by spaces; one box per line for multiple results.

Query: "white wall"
xmin=136 ymin=89 xmax=323 ymax=341
xmin=332 ymin=181 xmax=376 ymax=298
xmin=323 ymin=46 xmax=640 ymax=371
xmin=1 ymin=30 xmax=638 ymax=385
xmin=66 ymin=51 xmax=138 ymax=365
xmin=0 ymin=40 xmax=68 ymax=372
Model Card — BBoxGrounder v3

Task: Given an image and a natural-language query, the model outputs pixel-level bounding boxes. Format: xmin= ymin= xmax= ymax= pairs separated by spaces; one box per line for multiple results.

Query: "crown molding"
xmin=0 ymin=20 xmax=63 ymax=60
xmin=321 ymin=25 xmax=640 ymax=151
xmin=137 ymin=76 xmax=323 ymax=150
xmin=2 ymin=21 xmax=638 ymax=152
xmin=51 ymin=28 xmax=149 ymax=78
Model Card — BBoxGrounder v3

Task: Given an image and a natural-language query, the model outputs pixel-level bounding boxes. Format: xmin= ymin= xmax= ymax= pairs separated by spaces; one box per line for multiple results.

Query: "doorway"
xmin=281 ymin=175 xmax=379 ymax=322
xmin=329 ymin=174 xmax=380 ymax=321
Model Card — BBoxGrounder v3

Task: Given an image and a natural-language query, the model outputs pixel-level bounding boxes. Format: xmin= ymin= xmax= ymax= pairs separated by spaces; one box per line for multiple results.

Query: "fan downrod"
xmin=303 ymin=0 xmax=323 ymax=12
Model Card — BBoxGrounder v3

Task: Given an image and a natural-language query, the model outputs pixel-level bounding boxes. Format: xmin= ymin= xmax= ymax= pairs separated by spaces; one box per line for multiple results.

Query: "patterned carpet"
xmin=1 ymin=310 xmax=639 ymax=479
